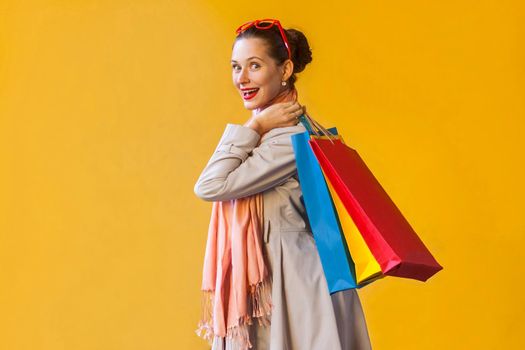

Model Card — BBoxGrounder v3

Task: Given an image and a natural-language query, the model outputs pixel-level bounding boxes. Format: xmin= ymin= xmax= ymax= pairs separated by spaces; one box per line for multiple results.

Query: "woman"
xmin=194 ymin=19 xmax=372 ymax=350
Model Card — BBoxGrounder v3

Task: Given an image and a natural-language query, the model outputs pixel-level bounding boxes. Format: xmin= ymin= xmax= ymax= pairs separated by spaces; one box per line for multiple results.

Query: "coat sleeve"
xmin=193 ymin=123 xmax=305 ymax=202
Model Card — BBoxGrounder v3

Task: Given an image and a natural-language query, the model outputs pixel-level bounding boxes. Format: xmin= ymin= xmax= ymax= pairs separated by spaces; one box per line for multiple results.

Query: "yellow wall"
xmin=1 ymin=1 xmax=523 ymax=349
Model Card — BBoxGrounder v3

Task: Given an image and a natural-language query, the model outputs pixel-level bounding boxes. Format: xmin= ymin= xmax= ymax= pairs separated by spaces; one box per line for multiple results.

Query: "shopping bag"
xmin=309 ymin=133 xmax=443 ymax=282
xmin=296 ymin=115 xmax=383 ymax=286
xmin=291 ymin=126 xmax=358 ymax=294
xmin=320 ymin=166 xmax=384 ymax=285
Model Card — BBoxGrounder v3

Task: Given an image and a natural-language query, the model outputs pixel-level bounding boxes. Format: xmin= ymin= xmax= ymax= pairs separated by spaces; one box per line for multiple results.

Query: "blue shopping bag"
xmin=291 ymin=123 xmax=358 ymax=294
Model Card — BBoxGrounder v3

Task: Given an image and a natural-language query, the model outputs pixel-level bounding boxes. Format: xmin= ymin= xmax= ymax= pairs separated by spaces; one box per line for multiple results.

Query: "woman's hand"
xmin=244 ymin=101 xmax=305 ymax=135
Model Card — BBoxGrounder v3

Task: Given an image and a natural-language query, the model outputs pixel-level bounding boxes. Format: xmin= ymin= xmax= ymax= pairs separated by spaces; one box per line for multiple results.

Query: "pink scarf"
xmin=196 ymin=87 xmax=300 ymax=349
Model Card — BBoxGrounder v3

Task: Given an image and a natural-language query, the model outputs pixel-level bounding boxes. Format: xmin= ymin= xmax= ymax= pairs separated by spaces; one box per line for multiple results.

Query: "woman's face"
xmin=231 ymin=37 xmax=288 ymax=110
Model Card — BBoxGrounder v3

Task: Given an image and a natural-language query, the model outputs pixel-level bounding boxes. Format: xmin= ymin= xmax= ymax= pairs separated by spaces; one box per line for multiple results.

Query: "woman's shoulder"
xmin=260 ymin=123 xmax=308 ymax=143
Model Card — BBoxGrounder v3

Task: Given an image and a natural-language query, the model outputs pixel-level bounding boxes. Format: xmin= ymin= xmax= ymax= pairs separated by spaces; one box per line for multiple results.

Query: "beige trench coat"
xmin=194 ymin=122 xmax=372 ymax=350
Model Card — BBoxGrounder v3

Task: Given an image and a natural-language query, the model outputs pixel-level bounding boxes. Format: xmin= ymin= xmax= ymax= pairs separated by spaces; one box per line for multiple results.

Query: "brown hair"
xmin=233 ymin=24 xmax=313 ymax=89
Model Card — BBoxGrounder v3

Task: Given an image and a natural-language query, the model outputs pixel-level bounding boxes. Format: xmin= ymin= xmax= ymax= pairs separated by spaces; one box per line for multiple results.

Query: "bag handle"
xmin=299 ymin=113 xmax=337 ymax=145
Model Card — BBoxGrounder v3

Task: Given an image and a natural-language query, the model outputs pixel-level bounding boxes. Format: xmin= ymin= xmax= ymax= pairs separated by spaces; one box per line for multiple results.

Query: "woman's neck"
xmin=253 ymin=86 xmax=297 ymax=116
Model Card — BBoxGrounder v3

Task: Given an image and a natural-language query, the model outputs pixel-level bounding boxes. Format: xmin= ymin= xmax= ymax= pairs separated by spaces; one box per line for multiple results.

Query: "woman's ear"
xmin=282 ymin=59 xmax=294 ymax=81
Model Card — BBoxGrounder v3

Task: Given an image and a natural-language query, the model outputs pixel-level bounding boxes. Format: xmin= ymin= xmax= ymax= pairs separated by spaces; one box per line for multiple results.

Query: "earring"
xmin=281 ymin=81 xmax=287 ymax=86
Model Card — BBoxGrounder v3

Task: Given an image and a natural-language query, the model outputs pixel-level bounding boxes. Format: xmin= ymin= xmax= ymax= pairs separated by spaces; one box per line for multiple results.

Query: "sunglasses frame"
xmin=235 ymin=18 xmax=292 ymax=60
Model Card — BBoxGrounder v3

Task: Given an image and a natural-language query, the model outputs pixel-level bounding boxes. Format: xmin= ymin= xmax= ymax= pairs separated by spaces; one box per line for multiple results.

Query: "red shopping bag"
xmin=309 ymin=135 xmax=443 ymax=282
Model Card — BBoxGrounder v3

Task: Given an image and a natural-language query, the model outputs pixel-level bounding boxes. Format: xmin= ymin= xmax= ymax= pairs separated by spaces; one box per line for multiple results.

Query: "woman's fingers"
xmin=290 ymin=107 xmax=304 ymax=125
xmin=282 ymin=101 xmax=300 ymax=110
xmin=271 ymin=101 xmax=306 ymax=127
xmin=284 ymin=102 xmax=303 ymax=114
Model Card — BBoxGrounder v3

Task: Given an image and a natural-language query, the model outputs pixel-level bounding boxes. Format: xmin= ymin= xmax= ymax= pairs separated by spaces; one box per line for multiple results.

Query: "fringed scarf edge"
xmin=195 ymin=276 xmax=274 ymax=350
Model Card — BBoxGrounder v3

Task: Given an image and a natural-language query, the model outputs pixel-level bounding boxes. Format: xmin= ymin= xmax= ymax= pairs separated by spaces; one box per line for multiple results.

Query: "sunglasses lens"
xmin=256 ymin=20 xmax=274 ymax=29
xmin=237 ymin=24 xmax=250 ymax=33
xmin=236 ymin=19 xmax=280 ymax=34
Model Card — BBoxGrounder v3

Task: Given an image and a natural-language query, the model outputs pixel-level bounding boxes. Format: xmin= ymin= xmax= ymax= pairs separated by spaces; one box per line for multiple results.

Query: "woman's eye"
xmin=232 ymin=63 xmax=260 ymax=71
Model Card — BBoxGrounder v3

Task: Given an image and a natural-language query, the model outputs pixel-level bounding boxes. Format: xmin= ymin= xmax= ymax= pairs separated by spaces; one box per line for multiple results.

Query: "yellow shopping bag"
xmin=321 ymin=166 xmax=384 ymax=285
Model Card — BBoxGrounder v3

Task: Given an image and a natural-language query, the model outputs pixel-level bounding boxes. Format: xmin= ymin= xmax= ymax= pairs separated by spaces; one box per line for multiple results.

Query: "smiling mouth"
xmin=242 ymin=88 xmax=259 ymax=100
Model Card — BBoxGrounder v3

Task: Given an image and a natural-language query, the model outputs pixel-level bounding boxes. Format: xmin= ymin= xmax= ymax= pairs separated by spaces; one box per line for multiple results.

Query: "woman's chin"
xmin=242 ymin=100 xmax=261 ymax=110
xmin=242 ymin=95 xmax=273 ymax=111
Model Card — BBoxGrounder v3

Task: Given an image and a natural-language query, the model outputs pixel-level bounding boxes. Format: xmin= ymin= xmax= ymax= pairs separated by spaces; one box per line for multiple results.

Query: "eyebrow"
xmin=231 ymin=56 xmax=263 ymax=63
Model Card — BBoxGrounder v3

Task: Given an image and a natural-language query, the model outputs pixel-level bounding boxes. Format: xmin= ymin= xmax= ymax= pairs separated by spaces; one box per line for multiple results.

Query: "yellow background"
xmin=1 ymin=1 xmax=523 ymax=349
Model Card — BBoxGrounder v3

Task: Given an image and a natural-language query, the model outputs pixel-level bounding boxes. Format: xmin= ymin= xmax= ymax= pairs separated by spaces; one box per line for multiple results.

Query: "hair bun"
xmin=286 ymin=28 xmax=313 ymax=73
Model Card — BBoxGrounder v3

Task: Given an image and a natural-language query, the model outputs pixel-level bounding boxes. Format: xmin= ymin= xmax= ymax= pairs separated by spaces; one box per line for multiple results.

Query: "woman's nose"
xmin=236 ymin=68 xmax=249 ymax=84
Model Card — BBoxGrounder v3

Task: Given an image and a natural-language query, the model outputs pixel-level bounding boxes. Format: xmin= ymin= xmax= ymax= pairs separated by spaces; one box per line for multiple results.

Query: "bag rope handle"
xmin=298 ymin=113 xmax=337 ymax=145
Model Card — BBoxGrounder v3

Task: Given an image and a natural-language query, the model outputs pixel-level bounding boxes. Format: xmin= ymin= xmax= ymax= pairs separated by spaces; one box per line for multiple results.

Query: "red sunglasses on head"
xmin=235 ymin=18 xmax=292 ymax=60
